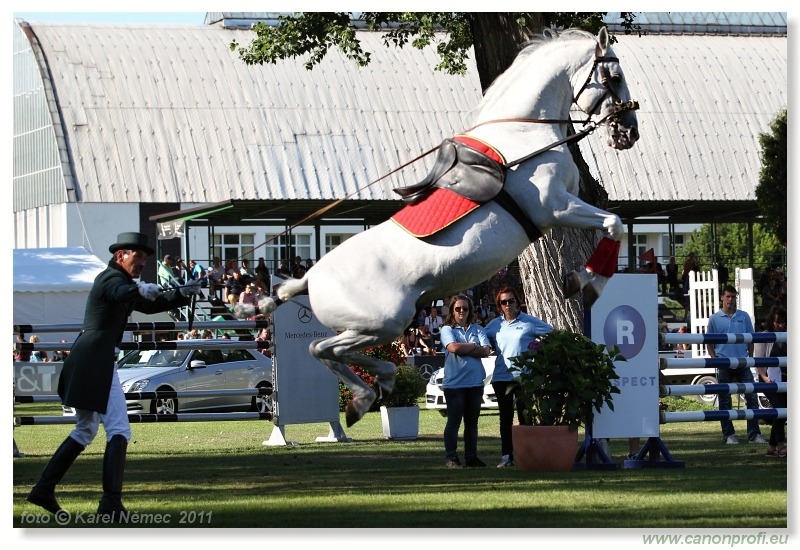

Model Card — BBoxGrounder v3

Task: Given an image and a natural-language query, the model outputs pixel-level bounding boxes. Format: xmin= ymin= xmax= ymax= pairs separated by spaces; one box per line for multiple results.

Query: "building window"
xmin=634 ymin=234 xmax=648 ymax=268
xmin=212 ymin=233 xmax=255 ymax=266
xmin=262 ymin=232 xmax=312 ymax=271
xmin=324 ymin=233 xmax=355 ymax=254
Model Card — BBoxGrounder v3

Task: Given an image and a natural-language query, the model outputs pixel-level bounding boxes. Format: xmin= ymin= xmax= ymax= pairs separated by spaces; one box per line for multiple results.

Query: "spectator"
xmin=440 ymin=294 xmax=492 ymax=468
xmin=761 ymin=277 xmax=782 ymax=311
xmin=202 ymin=330 xmax=213 ymax=339
xmin=238 ymin=283 xmax=260 ymax=308
xmin=714 ymin=258 xmax=730 ymax=289
xmin=157 ymin=255 xmax=182 ymax=288
xmin=681 ymin=252 xmax=700 ymax=297
xmin=417 ymin=325 xmax=437 ymax=356
xmin=399 ymin=325 xmax=419 ymax=357
xmin=424 ymin=306 xmax=444 ymax=352
xmin=275 ymin=260 xmax=292 ymax=279
xmin=239 ymin=259 xmax=255 ymax=285
xmin=665 ymin=256 xmax=680 ymax=296
xmin=51 ymin=340 xmax=70 ymax=362
xmin=187 ymin=259 xmax=207 ymax=287
xmin=255 ymin=257 xmax=270 ymax=283
xmin=29 ymin=335 xmax=49 ymax=362
xmin=206 ymin=257 xmax=225 ymax=300
xmin=476 ymin=296 xmax=494 ymax=322
xmin=14 ymin=333 xmax=31 ymax=361
xmin=706 ymin=285 xmax=766 ymax=445
xmin=484 ymin=285 xmax=553 ymax=468
xmin=225 ymin=271 xmax=245 ymax=307
xmin=305 ymin=258 xmax=315 ymax=270
xmin=754 ymin=306 xmax=787 ymax=458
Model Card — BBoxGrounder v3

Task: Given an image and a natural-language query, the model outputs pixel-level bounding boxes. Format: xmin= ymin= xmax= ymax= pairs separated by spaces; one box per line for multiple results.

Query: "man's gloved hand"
xmin=137 ymin=281 xmax=161 ymax=301
xmin=180 ymin=279 xmax=203 ymax=297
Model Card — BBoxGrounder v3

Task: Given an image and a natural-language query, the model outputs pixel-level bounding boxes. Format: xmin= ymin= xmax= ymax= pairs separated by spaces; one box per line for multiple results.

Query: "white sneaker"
xmin=725 ymin=435 xmax=740 ymax=445
xmin=751 ymin=434 xmax=768 ymax=444
xmin=497 ymin=455 xmax=514 ymax=468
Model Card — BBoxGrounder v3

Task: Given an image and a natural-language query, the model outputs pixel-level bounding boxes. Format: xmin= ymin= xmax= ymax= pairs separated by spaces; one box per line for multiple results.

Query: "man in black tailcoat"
xmin=27 ymin=232 xmax=201 ymax=521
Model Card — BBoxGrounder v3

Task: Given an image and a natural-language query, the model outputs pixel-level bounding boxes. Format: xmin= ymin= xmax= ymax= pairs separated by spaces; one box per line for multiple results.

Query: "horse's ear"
xmin=596 ymin=26 xmax=609 ymax=55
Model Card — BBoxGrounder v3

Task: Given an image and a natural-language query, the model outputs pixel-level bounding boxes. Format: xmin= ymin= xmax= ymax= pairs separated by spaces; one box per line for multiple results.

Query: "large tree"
xmin=755 ymin=109 xmax=787 ymax=246
xmin=231 ymin=12 xmax=639 ymax=331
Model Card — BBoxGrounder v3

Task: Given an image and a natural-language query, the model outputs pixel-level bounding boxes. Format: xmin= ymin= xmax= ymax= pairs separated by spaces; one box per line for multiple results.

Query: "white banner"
xmin=590 ymin=274 xmax=660 ymax=438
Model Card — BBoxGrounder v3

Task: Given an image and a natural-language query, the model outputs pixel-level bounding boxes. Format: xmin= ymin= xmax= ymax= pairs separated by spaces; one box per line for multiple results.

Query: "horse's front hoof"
xmin=563 ymin=272 xmax=580 ymax=298
xmin=583 ymin=275 xmax=609 ymax=307
xmin=344 ymin=393 xmax=376 ymax=427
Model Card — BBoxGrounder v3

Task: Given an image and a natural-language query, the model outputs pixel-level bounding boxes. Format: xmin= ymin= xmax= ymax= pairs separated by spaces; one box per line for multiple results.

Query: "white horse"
xmin=261 ymin=28 xmax=639 ymax=426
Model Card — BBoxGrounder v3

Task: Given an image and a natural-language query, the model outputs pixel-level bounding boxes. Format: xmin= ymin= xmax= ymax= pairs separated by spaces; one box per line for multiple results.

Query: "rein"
xmin=240 ymin=52 xmax=638 ymax=261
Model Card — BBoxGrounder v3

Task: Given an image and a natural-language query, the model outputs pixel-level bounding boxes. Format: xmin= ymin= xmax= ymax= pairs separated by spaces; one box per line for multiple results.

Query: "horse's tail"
xmin=258 ymin=276 xmax=309 ymax=315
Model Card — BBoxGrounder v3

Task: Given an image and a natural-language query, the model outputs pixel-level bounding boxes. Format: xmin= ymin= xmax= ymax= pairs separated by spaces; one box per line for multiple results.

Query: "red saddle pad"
xmin=391 ymin=188 xmax=480 ymax=238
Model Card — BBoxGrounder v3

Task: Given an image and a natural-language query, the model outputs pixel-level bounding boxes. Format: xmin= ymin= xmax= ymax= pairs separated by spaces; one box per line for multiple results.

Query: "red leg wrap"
xmin=585 ymin=237 xmax=621 ymax=278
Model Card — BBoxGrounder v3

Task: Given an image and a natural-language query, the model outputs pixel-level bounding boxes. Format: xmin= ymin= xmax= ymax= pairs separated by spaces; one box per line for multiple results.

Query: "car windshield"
xmin=118 ymin=350 xmax=191 ymax=368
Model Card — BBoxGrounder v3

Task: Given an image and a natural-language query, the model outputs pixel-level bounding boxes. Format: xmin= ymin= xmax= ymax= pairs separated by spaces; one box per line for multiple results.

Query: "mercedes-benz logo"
xmin=298 ymin=306 xmax=313 ymax=323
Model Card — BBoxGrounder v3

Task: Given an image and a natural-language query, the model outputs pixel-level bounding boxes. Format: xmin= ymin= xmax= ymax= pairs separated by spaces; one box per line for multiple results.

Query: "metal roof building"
xmin=12 ymin=13 xmax=787 ymax=269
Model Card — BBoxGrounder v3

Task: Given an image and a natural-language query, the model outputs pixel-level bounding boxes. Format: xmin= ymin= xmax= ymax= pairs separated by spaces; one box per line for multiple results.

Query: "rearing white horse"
xmin=261 ymin=28 xmax=639 ymax=426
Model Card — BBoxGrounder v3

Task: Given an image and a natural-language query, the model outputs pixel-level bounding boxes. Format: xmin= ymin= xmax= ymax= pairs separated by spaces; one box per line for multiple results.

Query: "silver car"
xmin=114 ymin=346 xmax=273 ymax=415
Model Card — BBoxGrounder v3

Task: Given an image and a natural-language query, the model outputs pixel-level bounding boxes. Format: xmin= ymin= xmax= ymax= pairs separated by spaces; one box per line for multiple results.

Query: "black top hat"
xmin=108 ymin=232 xmax=155 ymax=255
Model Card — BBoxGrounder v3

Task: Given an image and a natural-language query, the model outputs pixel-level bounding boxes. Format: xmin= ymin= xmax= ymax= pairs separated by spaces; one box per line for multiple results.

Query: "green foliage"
xmin=338 ymin=342 xmax=409 ymax=411
xmin=379 ymin=365 xmax=425 ymax=407
xmin=509 ymin=329 xmax=623 ymax=429
xmin=230 ymin=12 xmax=641 ymax=74
xmin=683 ymin=222 xmax=784 ymax=269
xmin=756 ymin=109 xmax=787 ymax=245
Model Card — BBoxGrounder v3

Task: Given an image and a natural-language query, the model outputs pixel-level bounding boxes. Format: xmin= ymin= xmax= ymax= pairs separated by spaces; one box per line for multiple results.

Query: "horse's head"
xmin=573 ymin=27 xmax=639 ymax=150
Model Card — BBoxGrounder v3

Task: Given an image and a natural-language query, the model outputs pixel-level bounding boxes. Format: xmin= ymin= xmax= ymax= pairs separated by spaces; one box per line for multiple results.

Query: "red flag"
xmin=639 ymin=248 xmax=656 ymax=263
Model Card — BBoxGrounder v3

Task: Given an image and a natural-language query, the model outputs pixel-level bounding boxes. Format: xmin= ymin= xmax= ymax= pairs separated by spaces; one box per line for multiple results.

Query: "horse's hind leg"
xmin=310 ymin=330 xmax=399 ymax=427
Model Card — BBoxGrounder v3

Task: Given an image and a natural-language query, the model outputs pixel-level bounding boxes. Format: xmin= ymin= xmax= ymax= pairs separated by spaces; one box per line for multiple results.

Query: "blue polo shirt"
xmin=706 ymin=309 xmax=754 ymax=361
xmin=484 ymin=313 xmax=553 ymax=382
xmin=440 ymin=323 xmax=490 ymax=389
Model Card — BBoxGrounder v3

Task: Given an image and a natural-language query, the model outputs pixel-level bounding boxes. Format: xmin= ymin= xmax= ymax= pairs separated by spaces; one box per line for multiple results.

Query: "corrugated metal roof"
xmin=15 ymin=21 xmax=786 ymax=224
xmin=22 ymin=22 xmax=481 ymax=207
xmin=578 ymin=33 xmax=786 ymax=221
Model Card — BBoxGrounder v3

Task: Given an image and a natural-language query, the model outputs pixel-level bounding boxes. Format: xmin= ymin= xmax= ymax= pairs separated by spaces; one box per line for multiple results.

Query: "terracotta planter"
xmin=512 ymin=424 xmax=579 ymax=472
xmin=380 ymin=405 xmax=420 ymax=440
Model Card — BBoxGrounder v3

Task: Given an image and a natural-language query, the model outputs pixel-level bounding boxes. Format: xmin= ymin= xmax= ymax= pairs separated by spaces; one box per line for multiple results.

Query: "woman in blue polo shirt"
xmin=440 ymin=294 xmax=492 ymax=468
xmin=484 ymin=285 xmax=553 ymax=468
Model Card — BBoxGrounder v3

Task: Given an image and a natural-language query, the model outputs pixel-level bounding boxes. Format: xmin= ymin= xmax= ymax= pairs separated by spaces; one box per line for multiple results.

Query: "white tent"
xmin=13 ymin=247 xmax=107 ymax=340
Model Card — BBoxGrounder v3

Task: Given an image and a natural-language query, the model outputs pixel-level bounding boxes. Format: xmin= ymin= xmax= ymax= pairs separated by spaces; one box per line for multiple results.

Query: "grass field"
xmin=12 ymin=398 xmax=788 ymax=533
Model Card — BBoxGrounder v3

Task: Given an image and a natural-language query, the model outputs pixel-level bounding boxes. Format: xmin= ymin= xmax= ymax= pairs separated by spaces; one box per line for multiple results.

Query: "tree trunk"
xmin=468 ymin=14 xmax=608 ymax=333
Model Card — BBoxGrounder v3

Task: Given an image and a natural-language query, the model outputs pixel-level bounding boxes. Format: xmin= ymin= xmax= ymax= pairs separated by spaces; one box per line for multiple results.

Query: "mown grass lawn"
xmin=12 ymin=399 xmax=787 ymax=534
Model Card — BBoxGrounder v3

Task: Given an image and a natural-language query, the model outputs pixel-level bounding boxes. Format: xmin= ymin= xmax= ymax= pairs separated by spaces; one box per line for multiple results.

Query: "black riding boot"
xmin=27 ymin=436 xmax=85 ymax=514
xmin=96 ymin=435 xmax=129 ymax=522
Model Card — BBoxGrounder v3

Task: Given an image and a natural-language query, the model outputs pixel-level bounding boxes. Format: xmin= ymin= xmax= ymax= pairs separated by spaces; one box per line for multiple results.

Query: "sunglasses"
xmin=453 ymin=306 xmax=470 ymax=313
xmin=499 ymin=298 xmax=516 ymax=305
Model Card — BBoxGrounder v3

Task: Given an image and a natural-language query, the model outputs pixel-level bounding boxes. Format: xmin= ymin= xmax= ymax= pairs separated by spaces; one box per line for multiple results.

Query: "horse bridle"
xmin=573 ymin=55 xmax=639 ymax=120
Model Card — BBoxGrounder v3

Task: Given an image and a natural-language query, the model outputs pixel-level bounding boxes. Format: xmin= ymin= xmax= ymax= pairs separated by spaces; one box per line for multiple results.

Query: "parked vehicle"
xmin=424 ymin=359 xmax=497 ymax=416
xmin=63 ymin=345 xmax=273 ymax=416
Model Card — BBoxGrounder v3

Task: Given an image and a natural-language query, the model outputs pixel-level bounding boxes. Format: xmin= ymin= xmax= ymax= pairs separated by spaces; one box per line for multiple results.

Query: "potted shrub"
xmin=379 ymin=364 xmax=426 ymax=440
xmin=508 ymin=328 xmax=624 ymax=472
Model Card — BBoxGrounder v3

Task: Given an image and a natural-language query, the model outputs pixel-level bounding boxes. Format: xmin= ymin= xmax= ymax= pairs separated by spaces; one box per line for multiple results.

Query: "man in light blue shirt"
xmin=706 ymin=285 xmax=765 ymax=445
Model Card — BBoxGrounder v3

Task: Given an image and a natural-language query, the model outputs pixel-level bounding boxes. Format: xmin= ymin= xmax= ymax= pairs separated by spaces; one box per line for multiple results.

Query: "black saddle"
xmin=393 ymin=138 xmax=505 ymax=204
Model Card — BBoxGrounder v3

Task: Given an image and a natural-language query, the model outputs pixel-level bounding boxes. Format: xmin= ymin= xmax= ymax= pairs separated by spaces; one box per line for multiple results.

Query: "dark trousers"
xmin=492 ymin=381 xmax=523 ymax=459
xmin=764 ymin=391 xmax=787 ymax=446
xmin=716 ymin=367 xmax=762 ymax=441
xmin=443 ymin=386 xmax=483 ymax=461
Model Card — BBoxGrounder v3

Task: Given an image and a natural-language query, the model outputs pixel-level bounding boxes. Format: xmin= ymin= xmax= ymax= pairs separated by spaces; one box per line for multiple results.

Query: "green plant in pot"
xmin=508 ymin=328 xmax=624 ymax=471
xmin=379 ymin=364 xmax=426 ymax=408
xmin=379 ymin=364 xmax=426 ymax=440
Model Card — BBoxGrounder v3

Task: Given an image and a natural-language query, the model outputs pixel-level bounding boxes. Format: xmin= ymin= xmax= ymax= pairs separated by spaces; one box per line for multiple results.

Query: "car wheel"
xmin=251 ymin=382 xmax=273 ymax=414
xmin=694 ymin=375 xmax=718 ymax=407
xmin=150 ymin=387 xmax=178 ymax=415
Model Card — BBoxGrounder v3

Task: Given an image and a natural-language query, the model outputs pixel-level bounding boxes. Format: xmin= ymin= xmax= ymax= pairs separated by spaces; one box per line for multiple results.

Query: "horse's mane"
xmin=470 ymin=29 xmax=597 ymax=122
